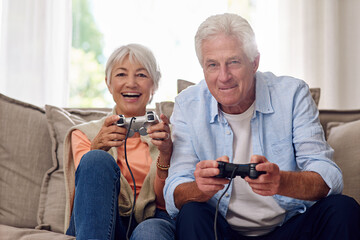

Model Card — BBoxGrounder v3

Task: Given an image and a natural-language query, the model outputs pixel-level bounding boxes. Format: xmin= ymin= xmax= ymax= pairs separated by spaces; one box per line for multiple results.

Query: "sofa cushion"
xmin=36 ymin=105 xmax=110 ymax=233
xmin=327 ymin=119 xmax=360 ymax=203
xmin=0 ymin=224 xmax=75 ymax=240
xmin=0 ymin=94 xmax=53 ymax=228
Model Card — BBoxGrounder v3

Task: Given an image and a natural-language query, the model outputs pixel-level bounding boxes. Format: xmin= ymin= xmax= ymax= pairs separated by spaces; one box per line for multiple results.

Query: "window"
xmin=70 ymin=0 xmax=255 ymax=108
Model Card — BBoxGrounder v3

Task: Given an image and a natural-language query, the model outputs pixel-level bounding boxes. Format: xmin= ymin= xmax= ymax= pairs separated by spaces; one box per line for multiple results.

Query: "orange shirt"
xmin=71 ymin=129 xmax=165 ymax=209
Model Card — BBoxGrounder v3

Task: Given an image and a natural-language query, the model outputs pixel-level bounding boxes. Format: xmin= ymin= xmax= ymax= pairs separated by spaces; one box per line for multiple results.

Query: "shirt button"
xmin=226 ymin=131 xmax=231 ymax=135
xmin=225 ymin=193 xmax=229 ymax=197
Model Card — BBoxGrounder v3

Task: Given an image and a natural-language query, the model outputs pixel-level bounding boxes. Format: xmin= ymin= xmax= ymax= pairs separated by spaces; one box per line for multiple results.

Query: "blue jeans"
xmin=66 ymin=150 xmax=175 ymax=240
xmin=130 ymin=208 xmax=176 ymax=240
xmin=176 ymin=195 xmax=360 ymax=240
xmin=66 ymin=150 xmax=133 ymax=240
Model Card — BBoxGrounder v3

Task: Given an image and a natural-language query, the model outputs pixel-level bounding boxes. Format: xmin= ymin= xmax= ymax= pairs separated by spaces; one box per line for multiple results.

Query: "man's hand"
xmin=174 ymin=156 xmax=230 ymax=210
xmin=194 ymin=156 xmax=230 ymax=200
xmin=245 ymin=155 xmax=330 ymax=201
xmin=245 ymin=155 xmax=281 ymax=196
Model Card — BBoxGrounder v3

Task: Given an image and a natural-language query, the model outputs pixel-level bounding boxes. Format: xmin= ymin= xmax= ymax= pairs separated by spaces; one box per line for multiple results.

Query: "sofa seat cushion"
xmin=0 ymin=94 xmax=53 ymax=228
xmin=327 ymin=119 xmax=360 ymax=203
xmin=0 ymin=224 xmax=75 ymax=240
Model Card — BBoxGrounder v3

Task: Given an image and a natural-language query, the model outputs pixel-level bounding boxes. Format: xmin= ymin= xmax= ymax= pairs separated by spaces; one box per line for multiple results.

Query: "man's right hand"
xmin=194 ymin=156 xmax=231 ymax=199
xmin=174 ymin=156 xmax=230 ymax=210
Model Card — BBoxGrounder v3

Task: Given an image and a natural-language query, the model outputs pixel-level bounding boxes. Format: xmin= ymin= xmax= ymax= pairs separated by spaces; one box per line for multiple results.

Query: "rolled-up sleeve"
xmin=292 ymin=83 xmax=343 ymax=195
xmin=164 ymin=99 xmax=199 ymax=218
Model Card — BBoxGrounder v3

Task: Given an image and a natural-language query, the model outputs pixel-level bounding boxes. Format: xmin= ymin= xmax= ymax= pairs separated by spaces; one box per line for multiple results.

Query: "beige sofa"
xmin=1 ymin=81 xmax=359 ymax=239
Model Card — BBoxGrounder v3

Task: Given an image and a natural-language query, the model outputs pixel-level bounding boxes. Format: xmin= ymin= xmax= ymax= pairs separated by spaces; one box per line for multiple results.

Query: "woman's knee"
xmin=77 ymin=150 xmax=120 ymax=177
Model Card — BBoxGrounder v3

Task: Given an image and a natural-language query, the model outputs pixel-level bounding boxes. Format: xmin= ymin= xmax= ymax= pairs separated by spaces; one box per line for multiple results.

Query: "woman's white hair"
xmin=195 ymin=13 xmax=259 ymax=66
xmin=105 ymin=44 xmax=161 ymax=96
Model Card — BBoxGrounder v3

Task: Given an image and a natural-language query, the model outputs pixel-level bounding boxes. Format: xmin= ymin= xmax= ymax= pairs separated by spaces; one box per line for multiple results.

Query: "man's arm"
xmin=247 ymin=155 xmax=330 ymax=201
xmin=174 ymin=182 xmax=210 ymax=209
xmin=278 ymin=171 xmax=329 ymax=201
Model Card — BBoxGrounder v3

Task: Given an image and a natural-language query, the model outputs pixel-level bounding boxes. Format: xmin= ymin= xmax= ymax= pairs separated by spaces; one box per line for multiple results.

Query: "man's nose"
xmin=218 ymin=65 xmax=231 ymax=82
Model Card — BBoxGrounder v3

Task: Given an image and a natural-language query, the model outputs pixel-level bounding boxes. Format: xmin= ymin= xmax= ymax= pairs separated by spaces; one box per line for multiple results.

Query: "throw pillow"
xmin=327 ymin=119 xmax=360 ymax=203
xmin=36 ymin=105 xmax=110 ymax=233
xmin=0 ymin=93 xmax=53 ymax=228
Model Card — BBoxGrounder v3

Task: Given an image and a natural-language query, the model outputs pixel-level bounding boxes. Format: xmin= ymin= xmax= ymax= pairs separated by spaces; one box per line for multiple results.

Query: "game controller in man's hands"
xmin=216 ymin=162 xmax=266 ymax=179
xmin=116 ymin=111 xmax=159 ymax=137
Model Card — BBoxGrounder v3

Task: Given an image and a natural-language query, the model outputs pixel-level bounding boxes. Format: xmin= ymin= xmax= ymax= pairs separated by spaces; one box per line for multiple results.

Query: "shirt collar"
xmin=254 ymin=71 xmax=274 ymax=115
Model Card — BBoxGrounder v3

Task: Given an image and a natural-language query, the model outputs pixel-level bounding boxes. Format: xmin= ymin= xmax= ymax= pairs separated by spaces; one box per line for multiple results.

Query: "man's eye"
xmin=229 ymin=60 xmax=240 ymax=65
xmin=208 ymin=63 xmax=216 ymax=68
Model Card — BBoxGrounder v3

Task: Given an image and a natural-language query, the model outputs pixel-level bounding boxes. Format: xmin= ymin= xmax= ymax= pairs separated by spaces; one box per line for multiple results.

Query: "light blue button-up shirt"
xmin=164 ymin=71 xmax=343 ymax=224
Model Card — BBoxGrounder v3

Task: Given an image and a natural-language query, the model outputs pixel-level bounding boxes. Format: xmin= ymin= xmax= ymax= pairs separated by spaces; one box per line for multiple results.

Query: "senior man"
xmin=164 ymin=13 xmax=360 ymax=240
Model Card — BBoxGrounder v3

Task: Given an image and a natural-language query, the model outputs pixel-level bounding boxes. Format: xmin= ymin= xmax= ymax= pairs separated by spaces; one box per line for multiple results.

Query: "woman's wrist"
xmin=156 ymin=154 xmax=171 ymax=171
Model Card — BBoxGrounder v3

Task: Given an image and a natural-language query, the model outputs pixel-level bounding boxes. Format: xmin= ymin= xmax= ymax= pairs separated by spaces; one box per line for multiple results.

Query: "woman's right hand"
xmin=91 ymin=115 xmax=127 ymax=151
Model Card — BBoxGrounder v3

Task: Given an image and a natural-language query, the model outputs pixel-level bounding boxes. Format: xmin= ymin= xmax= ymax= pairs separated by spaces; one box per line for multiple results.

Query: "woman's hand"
xmin=91 ymin=115 xmax=127 ymax=151
xmin=147 ymin=114 xmax=173 ymax=158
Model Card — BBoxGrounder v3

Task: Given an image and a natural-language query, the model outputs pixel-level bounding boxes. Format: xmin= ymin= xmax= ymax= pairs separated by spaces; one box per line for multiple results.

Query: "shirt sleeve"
xmin=292 ymin=82 xmax=343 ymax=195
xmin=163 ymin=99 xmax=200 ymax=218
xmin=71 ymin=129 xmax=91 ymax=170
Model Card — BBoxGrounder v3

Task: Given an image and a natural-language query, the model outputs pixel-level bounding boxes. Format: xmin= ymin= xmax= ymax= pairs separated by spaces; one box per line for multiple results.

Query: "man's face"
xmin=201 ymin=34 xmax=259 ymax=114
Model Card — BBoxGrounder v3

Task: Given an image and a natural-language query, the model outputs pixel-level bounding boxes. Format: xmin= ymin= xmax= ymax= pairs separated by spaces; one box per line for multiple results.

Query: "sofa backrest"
xmin=0 ymin=93 xmax=53 ymax=228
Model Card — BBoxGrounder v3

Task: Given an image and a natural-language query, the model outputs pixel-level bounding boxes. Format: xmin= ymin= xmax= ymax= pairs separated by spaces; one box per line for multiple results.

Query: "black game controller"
xmin=216 ymin=162 xmax=266 ymax=179
xmin=116 ymin=111 xmax=159 ymax=137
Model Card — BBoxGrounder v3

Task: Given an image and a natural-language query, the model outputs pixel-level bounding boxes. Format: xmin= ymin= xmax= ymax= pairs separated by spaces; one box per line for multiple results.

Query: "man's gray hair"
xmin=105 ymin=44 xmax=161 ymax=94
xmin=195 ymin=13 xmax=259 ymax=66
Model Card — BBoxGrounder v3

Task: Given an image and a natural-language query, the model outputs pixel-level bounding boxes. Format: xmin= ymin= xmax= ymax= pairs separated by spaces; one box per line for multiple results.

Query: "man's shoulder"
xmin=259 ymin=71 xmax=307 ymax=89
xmin=175 ymin=79 xmax=211 ymax=104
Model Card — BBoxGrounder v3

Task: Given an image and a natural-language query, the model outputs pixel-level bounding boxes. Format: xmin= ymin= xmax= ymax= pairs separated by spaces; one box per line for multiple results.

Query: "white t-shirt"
xmin=222 ymin=103 xmax=285 ymax=236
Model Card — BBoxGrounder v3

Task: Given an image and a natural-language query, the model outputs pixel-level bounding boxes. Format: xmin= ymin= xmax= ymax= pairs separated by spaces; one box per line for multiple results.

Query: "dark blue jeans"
xmin=66 ymin=150 xmax=175 ymax=240
xmin=176 ymin=195 xmax=360 ymax=240
xmin=66 ymin=150 xmax=133 ymax=240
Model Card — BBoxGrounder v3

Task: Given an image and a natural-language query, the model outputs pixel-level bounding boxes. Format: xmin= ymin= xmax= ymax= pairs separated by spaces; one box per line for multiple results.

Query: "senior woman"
xmin=63 ymin=44 xmax=175 ymax=240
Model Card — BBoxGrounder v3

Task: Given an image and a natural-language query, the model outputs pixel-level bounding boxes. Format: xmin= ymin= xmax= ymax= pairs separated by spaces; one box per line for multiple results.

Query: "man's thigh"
xmin=263 ymin=194 xmax=360 ymax=240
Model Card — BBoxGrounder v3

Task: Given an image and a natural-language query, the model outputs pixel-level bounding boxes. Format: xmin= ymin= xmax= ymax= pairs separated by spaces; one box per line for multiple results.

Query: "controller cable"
xmin=214 ymin=166 xmax=238 ymax=240
xmin=124 ymin=117 xmax=136 ymax=240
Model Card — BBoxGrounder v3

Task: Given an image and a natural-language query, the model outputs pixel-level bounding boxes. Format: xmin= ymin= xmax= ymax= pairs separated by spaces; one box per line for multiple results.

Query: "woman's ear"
xmin=105 ymin=77 xmax=113 ymax=95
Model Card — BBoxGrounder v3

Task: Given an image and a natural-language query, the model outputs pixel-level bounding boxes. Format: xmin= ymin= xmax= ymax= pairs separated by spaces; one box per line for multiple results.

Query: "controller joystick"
xmin=216 ymin=162 xmax=266 ymax=179
xmin=116 ymin=111 xmax=159 ymax=137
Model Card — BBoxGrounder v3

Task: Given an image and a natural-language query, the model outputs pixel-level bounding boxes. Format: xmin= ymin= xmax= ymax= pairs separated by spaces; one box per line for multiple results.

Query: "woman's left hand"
xmin=147 ymin=114 xmax=172 ymax=157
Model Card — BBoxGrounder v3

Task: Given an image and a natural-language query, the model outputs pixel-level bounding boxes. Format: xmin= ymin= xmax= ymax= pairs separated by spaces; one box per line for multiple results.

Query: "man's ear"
xmin=105 ymin=77 xmax=113 ymax=95
xmin=253 ymin=54 xmax=260 ymax=73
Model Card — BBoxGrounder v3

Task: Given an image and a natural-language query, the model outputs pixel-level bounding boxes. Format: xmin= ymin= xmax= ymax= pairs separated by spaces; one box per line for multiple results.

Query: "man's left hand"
xmin=245 ymin=155 xmax=281 ymax=196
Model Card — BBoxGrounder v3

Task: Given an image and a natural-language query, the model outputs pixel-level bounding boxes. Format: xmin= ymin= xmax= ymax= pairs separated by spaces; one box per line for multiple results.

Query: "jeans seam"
xmin=107 ymin=166 xmax=120 ymax=240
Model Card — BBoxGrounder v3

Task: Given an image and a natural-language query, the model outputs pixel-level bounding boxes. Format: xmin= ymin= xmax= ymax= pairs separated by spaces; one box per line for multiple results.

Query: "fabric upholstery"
xmin=36 ymin=105 xmax=109 ymax=233
xmin=0 ymin=93 xmax=53 ymax=228
xmin=0 ymin=224 xmax=75 ymax=240
xmin=327 ymin=120 xmax=360 ymax=203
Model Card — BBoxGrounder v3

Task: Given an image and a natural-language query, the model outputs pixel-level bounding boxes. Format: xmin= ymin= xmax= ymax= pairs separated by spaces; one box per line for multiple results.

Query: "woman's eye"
xmin=137 ymin=73 xmax=148 ymax=78
xmin=116 ymin=73 xmax=126 ymax=77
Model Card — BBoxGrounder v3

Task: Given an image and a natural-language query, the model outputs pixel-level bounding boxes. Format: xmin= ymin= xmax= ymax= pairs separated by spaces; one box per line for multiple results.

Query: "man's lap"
xmin=176 ymin=194 xmax=360 ymax=240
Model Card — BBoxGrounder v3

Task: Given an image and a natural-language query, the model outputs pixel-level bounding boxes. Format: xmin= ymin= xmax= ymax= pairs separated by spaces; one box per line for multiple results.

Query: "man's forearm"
xmin=174 ymin=181 xmax=210 ymax=210
xmin=278 ymin=171 xmax=330 ymax=201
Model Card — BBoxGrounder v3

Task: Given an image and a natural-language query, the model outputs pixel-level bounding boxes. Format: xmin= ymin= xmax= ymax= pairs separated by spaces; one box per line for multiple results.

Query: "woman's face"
xmin=107 ymin=55 xmax=154 ymax=117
